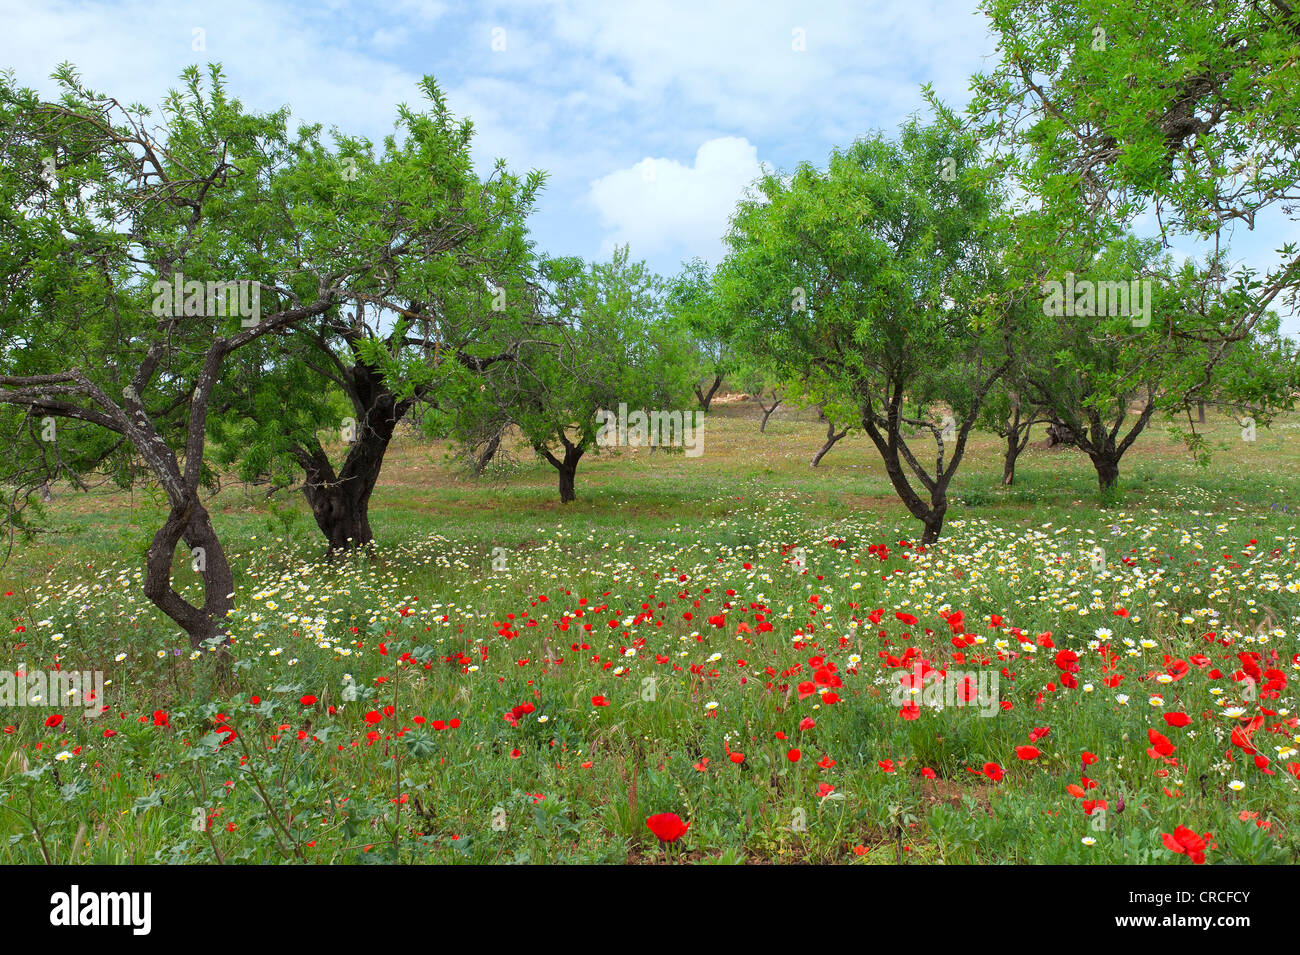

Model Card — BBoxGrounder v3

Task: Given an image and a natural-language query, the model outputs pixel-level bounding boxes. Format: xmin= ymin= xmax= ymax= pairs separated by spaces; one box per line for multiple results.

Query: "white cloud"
xmin=587 ymin=136 xmax=764 ymax=264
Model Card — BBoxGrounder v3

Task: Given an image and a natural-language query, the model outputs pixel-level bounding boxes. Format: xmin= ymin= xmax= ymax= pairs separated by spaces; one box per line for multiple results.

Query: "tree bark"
xmin=1077 ymin=396 xmax=1156 ymax=493
xmin=300 ymin=476 xmax=375 ymax=552
xmin=921 ymin=503 xmax=947 ymax=545
xmin=1002 ymin=428 xmax=1020 ymax=486
xmin=811 ymin=418 xmax=848 ymax=467
xmin=1001 ymin=406 xmax=1038 ymax=487
xmin=558 ymin=461 xmax=577 ymax=503
xmin=857 ymin=364 xmax=1008 ymax=545
xmin=473 ymin=425 xmax=506 ymax=475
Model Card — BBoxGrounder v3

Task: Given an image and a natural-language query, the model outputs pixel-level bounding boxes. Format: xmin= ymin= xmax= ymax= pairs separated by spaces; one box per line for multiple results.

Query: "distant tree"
xmin=979 ymin=383 xmax=1050 ymax=486
xmin=785 ymin=372 xmax=858 ymax=467
xmin=1013 ymin=233 xmax=1297 ymax=491
xmin=451 ymin=249 xmax=695 ymax=503
xmin=666 ymin=258 xmax=732 ymax=411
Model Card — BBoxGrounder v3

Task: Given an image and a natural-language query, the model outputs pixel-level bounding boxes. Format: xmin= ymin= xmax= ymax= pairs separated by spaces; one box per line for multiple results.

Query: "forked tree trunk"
xmin=301 ymin=478 xmax=376 ymax=551
xmin=921 ymin=504 xmax=947 ymax=546
xmin=811 ymin=418 xmax=848 ymax=467
xmin=540 ymin=439 xmax=585 ymax=503
xmin=144 ymin=496 xmax=236 ymax=649
xmin=293 ymin=359 xmax=410 ymax=553
xmin=1090 ymin=452 xmax=1121 ymax=491
xmin=857 ymin=366 xmax=1008 ymax=545
xmin=473 ymin=425 xmax=506 ymax=475
xmin=695 ymin=374 xmax=723 ymax=412
xmin=1001 ymin=409 xmax=1036 ymax=486
xmin=1075 ymin=398 xmax=1156 ymax=494
xmin=868 ymin=419 xmax=956 ymax=546
xmin=758 ymin=390 xmax=782 ymax=432
xmin=297 ymin=434 xmax=388 ymax=553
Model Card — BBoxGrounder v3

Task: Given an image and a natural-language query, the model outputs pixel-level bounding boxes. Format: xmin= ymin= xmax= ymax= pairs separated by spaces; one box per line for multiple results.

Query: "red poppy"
xmin=1146 ymin=728 xmax=1175 ymax=758
xmin=645 ymin=812 xmax=690 ymax=843
xmin=1161 ymin=826 xmax=1210 ymax=864
xmin=983 ymin=762 xmax=1004 ymax=782
xmin=1163 ymin=712 xmax=1191 ymax=727
xmin=1015 ymin=746 xmax=1040 ymax=761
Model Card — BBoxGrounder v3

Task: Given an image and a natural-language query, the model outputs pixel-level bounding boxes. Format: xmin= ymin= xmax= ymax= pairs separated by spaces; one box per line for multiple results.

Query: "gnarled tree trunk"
xmin=857 ymin=364 xmax=1008 ymax=545
xmin=1000 ymin=400 xmax=1040 ymax=487
xmin=1090 ymin=450 xmax=1121 ymax=491
xmin=1074 ymin=396 xmax=1157 ymax=493
xmin=473 ymin=424 xmax=507 ymax=475
xmin=292 ymin=357 xmax=412 ymax=553
xmin=144 ymin=496 xmax=236 ymax=648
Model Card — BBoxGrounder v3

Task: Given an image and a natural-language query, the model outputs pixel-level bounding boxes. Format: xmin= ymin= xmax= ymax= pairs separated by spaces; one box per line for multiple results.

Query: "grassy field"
xmin=1 ymin=397 xmax=1298 ymax=864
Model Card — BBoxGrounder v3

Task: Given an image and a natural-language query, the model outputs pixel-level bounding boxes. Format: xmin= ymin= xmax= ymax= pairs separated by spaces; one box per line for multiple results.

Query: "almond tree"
xmin=206 ymin=112 xmax=543 ymax=552
xmin=452 ymin=249 xmax=695 ymax=503
xmin=666 ymin=258 xmax=732 ymax=412
xmin=973 ymin=0 xmax=1300 ymax=435
xmin=715 ymin=113 xmax=1017 ymax=543
xmin=0 ymin=66 xmax=507 ymax=647
xmin=1010 ymin=231 xmax=1298 ymax=492
xmin=986 ymin=389 xmax=1050 ymax=487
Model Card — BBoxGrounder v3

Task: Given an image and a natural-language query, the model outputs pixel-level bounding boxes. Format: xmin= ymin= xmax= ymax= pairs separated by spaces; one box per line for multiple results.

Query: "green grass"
xmin=1 ymin=399 xmax=1297 ymax=864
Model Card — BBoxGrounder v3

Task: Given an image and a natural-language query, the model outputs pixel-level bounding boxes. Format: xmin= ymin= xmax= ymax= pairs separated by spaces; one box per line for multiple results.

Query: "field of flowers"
xmin=1 ymin=413 xmax=1298 ymax=864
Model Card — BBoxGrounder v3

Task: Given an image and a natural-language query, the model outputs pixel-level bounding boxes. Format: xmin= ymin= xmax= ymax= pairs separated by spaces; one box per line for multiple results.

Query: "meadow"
xmin=1 ymin=399 xmax=1297 ymax=864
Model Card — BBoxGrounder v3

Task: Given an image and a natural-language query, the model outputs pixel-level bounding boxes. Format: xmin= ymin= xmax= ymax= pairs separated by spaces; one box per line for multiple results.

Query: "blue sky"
xmin=3 ymin=0 xmax=1296 ymax=332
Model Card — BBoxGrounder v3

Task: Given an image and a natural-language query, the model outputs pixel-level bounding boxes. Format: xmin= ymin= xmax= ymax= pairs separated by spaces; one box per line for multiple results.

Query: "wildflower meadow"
xmin=2 ymin=411 xmax=1297 ymax=868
